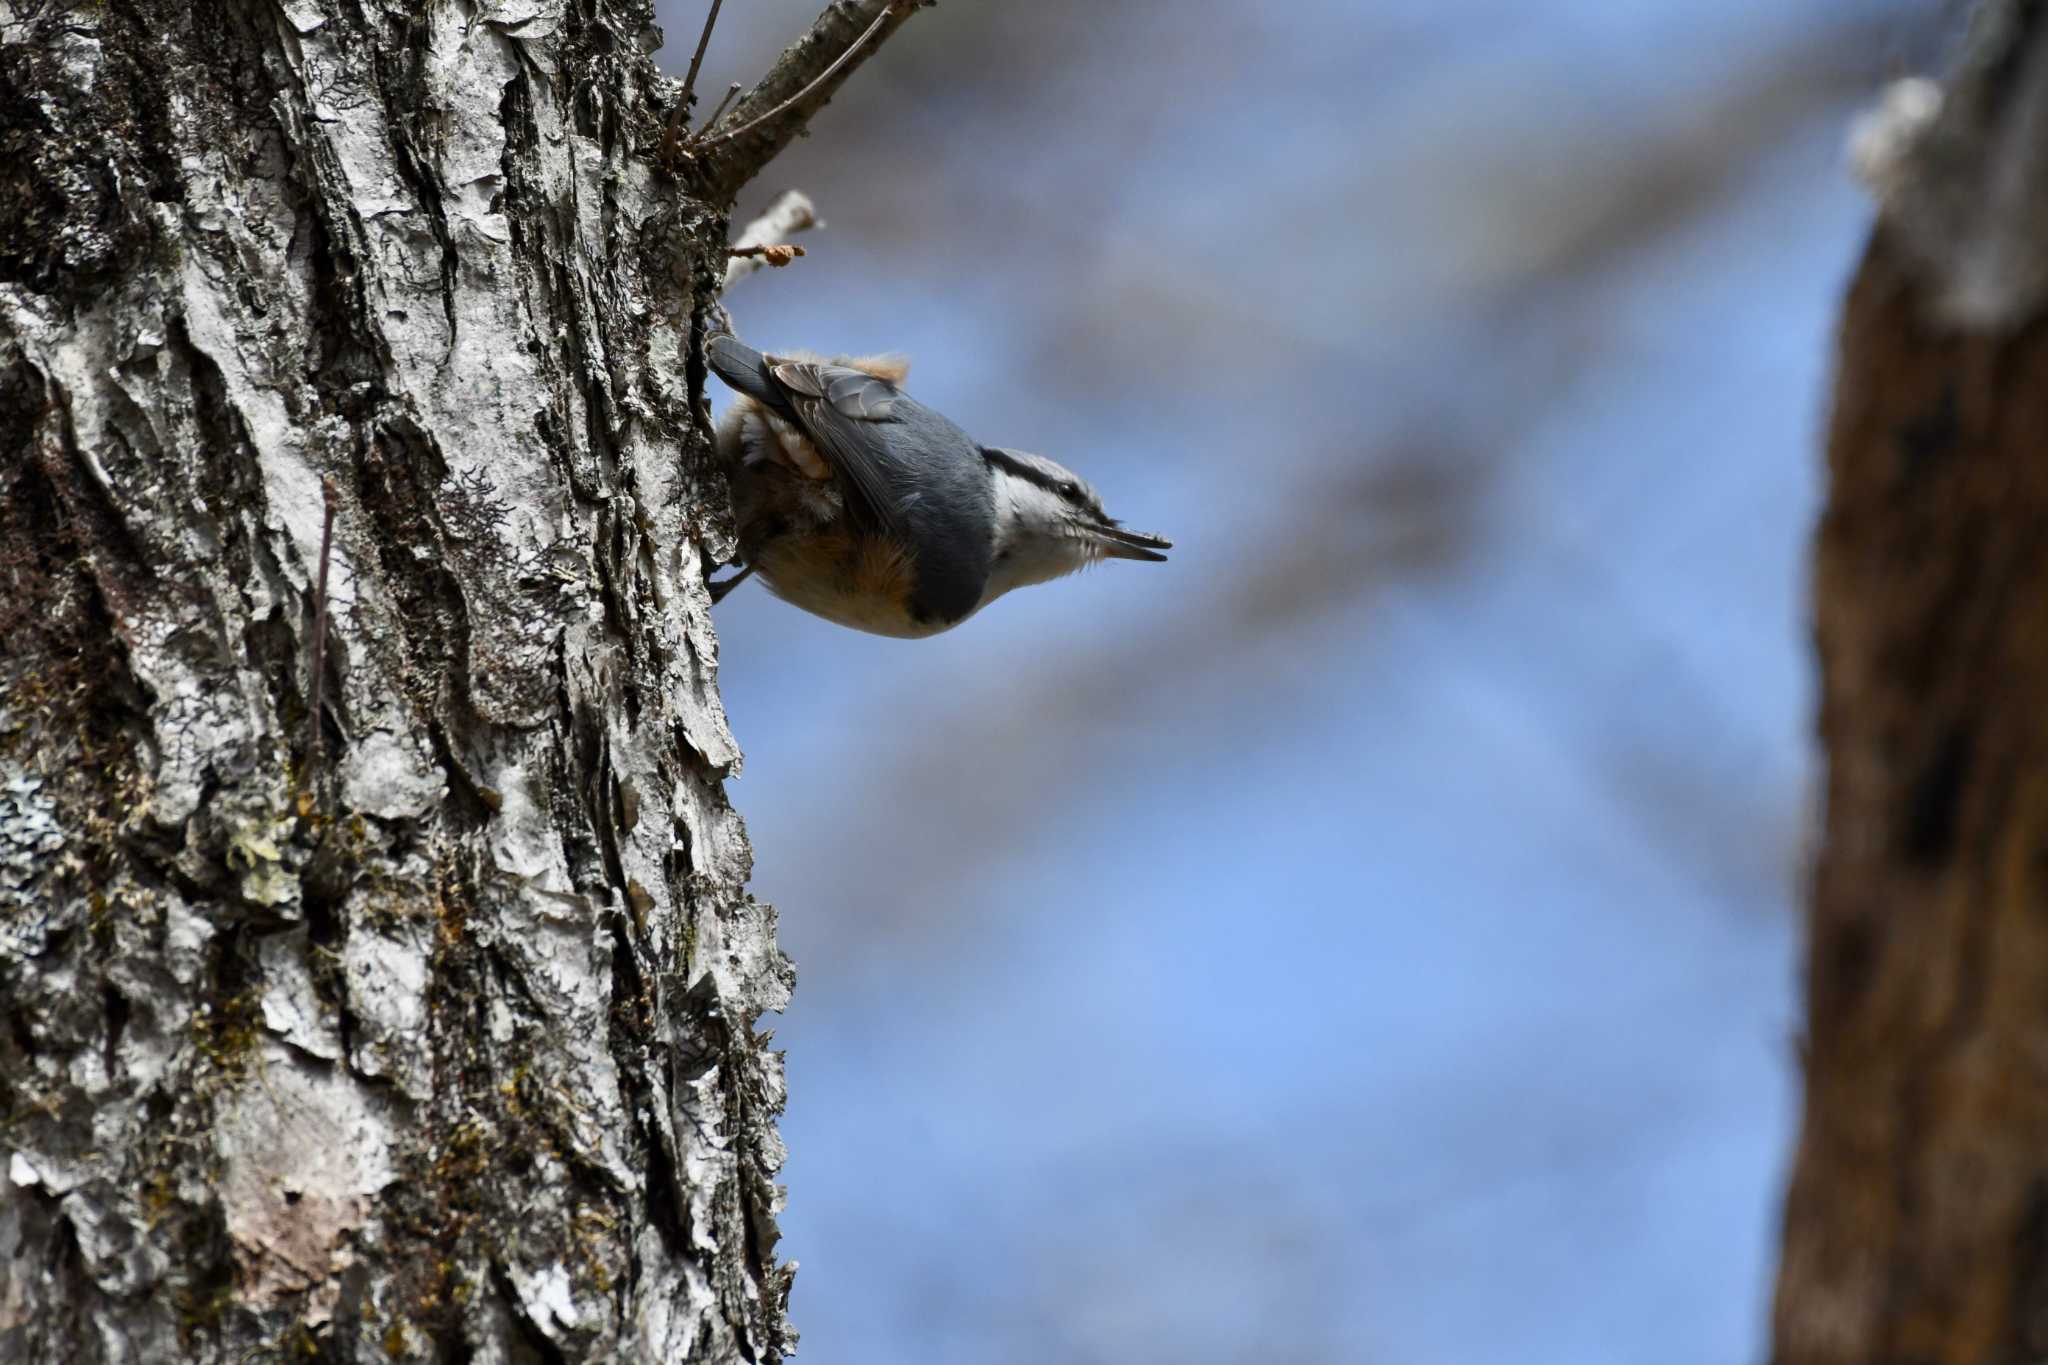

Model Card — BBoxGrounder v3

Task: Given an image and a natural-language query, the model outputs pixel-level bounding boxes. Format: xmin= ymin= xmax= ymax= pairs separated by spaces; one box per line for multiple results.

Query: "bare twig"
xmin=679 ymin=0 xmax=723 ymax=113
xmin=700 ymin=0 xmax=926 ymax=197
xmin=699 ymin=81 xmax=743 ymax=136
xmin=303 ymin=479 xmax=338 ymax=791
xmin=722 ymin=189 xmax=821 ymax=291
xmin=727 ymin=243 xmax=805 ymax=266
xmin=661 ymin=0 xmax=726 ymax=163
xmin=698 ymin=7 xmax=892 ymax=151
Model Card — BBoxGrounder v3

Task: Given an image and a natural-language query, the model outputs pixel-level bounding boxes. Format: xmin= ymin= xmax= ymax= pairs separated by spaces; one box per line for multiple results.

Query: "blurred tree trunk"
xmin=0 ymin=1 xmax=911 ymax=1359
xmin=1775 ymin=7 xmax=2048 ymax=1363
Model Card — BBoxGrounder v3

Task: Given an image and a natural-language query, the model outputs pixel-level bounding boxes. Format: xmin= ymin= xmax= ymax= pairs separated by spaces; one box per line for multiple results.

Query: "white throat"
xmin=983 ymin=468 xmax=1092 ymax=604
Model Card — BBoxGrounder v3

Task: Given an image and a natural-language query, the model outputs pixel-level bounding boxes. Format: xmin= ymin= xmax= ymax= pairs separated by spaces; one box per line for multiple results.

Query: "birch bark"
xmin=0 ymin=1 xmax=911 ymax=1359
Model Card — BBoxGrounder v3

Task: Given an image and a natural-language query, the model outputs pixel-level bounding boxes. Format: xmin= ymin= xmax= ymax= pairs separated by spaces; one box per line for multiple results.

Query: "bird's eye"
xmin=1058 ymin=481 xmax=1079 ymax=499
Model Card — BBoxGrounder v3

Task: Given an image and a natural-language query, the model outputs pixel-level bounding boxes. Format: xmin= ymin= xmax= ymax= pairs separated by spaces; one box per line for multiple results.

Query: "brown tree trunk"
xmin=1775 ymin=7 xmax=2048 ymax=1362
xmin=0 ymin=1 xmax=915 ymax=1360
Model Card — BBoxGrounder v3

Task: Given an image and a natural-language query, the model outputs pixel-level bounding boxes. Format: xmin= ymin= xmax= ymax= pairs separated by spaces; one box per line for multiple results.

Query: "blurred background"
xmin=656 ymin=3 xmax=1952 ymax=1361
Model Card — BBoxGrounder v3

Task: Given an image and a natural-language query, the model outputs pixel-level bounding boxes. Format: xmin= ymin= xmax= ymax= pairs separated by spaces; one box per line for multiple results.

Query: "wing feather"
xmin=765 ymin=360 xmax=917 ymax=537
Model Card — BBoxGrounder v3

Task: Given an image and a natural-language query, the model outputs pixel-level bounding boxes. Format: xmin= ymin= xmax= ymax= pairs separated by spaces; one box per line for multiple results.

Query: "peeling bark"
xmin=1775 ymin=6 xmax=2048 ymax=1363
xmin=0 ymin=0 xmax=916 ymax=1359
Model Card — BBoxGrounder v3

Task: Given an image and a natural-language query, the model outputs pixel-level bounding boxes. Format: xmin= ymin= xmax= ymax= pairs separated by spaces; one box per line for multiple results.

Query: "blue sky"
xmin=657 ymin=3 xmax=1940 ymax=1360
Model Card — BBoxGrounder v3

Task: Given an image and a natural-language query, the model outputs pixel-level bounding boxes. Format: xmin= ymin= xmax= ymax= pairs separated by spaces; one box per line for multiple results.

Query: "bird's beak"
xmin=1090 ymin=522 xmax=1172 ymax=563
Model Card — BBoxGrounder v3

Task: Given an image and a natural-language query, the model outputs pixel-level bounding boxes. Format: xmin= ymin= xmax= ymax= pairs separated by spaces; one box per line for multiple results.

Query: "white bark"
xmin=0 ymin=0 xmax=917 ymax=1359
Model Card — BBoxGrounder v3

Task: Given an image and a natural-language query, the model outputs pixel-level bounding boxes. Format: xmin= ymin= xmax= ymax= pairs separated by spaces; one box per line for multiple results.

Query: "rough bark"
xmin=1774 ymin=6 xmax=2048 ymax=1362
xmin=0 ymin=1 xmax=914 ymax=1360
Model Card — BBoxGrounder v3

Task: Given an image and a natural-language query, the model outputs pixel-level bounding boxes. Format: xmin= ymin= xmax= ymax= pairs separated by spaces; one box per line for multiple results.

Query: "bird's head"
xmin=981 ymin=446 xmax=1172 ymax=599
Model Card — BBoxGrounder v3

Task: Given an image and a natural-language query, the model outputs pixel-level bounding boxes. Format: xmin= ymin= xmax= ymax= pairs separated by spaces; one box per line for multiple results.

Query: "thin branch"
xmin=679 ymin=0 xmax=723 ymax=113
xmin=701 ymin=0 xmax=926 ymax=198
xmin=661 ymin=0 xmax=726 ymax=163
xmin=722 ymin=189 xmax=821 ymax=291
xmin=698 ymin=6 xmax=891 ymax=151
xmin=727 ymin=243 xmax=805 ymax=266
xmin=699 ymin=81 xmax=743 ymax=135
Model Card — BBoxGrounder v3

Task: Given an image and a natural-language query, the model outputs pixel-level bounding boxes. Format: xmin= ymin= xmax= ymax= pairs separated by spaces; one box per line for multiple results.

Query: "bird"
xmin=704 ymin=333 xmax=1171 ymax=638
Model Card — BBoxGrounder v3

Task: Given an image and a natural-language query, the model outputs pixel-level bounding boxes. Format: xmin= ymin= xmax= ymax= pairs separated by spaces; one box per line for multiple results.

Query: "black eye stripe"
xmin=983 ymin=447 xmax=1088 ymax=502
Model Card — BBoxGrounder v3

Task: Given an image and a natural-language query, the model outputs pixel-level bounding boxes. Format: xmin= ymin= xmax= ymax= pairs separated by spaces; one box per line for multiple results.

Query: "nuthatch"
xmin=705 ymin=334 xmax=1171 ymax=637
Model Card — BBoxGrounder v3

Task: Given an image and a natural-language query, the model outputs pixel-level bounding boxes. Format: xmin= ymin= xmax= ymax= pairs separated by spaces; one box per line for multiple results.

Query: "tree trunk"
xmin=0 ymin=1 xmax=913 ymax=1359
xmin=1775 ymin=6 xmax=2048 ymax=1362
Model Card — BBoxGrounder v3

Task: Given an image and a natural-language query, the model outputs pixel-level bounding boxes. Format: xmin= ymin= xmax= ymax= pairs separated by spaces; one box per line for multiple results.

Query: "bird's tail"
xmin=705 ymin=334 xmax=787 ymax=412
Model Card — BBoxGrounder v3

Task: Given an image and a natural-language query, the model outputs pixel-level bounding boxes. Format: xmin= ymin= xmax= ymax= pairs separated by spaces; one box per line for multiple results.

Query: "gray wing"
xmin=768 ymin=360 xmax=996 ymax=624
xmin=768 ymin=360 xmax=920 ymax=539
xmin=771 ymin=361 xmax=899 ymax=420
